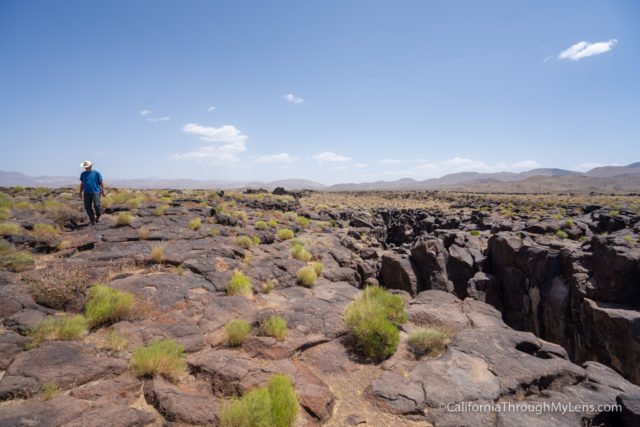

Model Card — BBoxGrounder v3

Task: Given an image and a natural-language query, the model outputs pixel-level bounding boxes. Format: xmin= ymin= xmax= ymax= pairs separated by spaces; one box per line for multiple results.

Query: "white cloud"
xmin=250 ymin=153 xmax=299 ymax=164
xmin=171 ymin=122 xmax=248 ymax=164
xmin=208 ymin=106 xmax=216 ymax=112
xmin=353 ymin=163 xmax=368 ymax=168
xmin=572 ymin=162 xmax=620 ymax=172
xmin=313 ymin=151 xmax=351 ymax=163
xmin=146 ymin=116 xmax=171 ymax=122
xmin=283 ymin=93 xmax=304 ymax=105
xmin=558 ymin=39 xmax=618 ymax=61
xmin=139 ymin=109 xmax=151 ymax=116
xmin=182 ymin=123 xmax=247 ymax=144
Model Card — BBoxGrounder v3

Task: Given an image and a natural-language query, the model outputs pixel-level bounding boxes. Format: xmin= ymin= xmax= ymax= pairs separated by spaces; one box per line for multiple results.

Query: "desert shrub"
xmin=261 ymin=279 xmax=275 ymax=294
xmin=130 ymin=339 xmax=186 ymax=381
xmin=267 ymin=219 xmax=278 ymax=228
xmin=210 ymin=227 xmax=220 ymax=237
xmin=150 ymin=244 xmax=164 ymax=264
xmin=0 ymin=194 xmax=13 ymax=209
xmin=126 ymin=198 xmax=142 ymax=210
xmin=227 ymin=271 xmax=253 ymax=297
xmin=555 ymin=230 xmax=569 ymax=239
xmin=344 ymin=285 xmax=406 ymax=361
xmin=407 ymin=327 xmax=450 ymax=358
xmin=85 ymin=285 xmax=135 ymax=328
xmin=154 ymin=205 xmax=170 ymax=216
xmin=610 ymin=210 xmax=620 ymax=217
xmin=139 ymin=225 xmax=150 ymax=240
xmin=311 ymin=261 xmax=324 ymax=276
xmin=235 ymin=236 xmax=254 ymax=249
xmin=252 ymin=235 xmax=261 ymax=245
xmin=564 ymin=218 xmax=574 ymax=227
xmin=1 ymin=250 xmax=35 ymax=272
xmin=29 ymin=315 xmax=88 ymax=347
xmin=116 ymin=212 xmax=133 ymax=226
xmin=0 ymin=207 xmax=10 ymax=220
xmin=296 ymin=266 xmax=317 ymax=287
xmin=27 ymin=266 xmax=90 ymax=309
xmin=260 ymin=315 xmax=287 ymax=341
xmin=104 ymin=330 xmax=129 ymax=351
xmin=290 ymin=244 xmax=311 ymax=262
xmin=41 ymin=383 xmax=59 ymax=401
xmin=295 ymin=216 xmax=310 ymax=228
xmin=284 ymin=212 xmax=297 ymax=222
xmin=0 ymin=240 xmax=11 ymax=255
xmin=623 ymin=235 xmax=635 ymax=243
xmin=276 ymin=228 xmax=295 ymax=241
xmin=220 ymin=374 xmax=298 ymax=427
xmin=232 ymin=210 xmax=248 ymax=222
xmin=268 ymin=374 xmax=299 ymax=427
xmin=469 ymin=230 xmax=480 ymax=236
xmin=31 ymin=223 xmax=60 ymax=242
xmin=188 ymin=217 xmax=202 ymax=230
xmin=225 ymin=319 xmax=251 ymax=346
xmin=255 ymin=220 xmax=267 ymax=230
xmin=0 ymin=222 xmax=22 ymax=236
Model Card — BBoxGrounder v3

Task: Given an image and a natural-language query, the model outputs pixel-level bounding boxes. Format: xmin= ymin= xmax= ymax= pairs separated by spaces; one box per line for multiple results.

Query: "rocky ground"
xmin=0 ymin=187 xmax=639 ymax=426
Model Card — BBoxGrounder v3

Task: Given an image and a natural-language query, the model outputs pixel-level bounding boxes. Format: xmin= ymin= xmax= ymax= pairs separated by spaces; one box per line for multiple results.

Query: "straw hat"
xmin=80 ymin=160 xmax=93 ymax=168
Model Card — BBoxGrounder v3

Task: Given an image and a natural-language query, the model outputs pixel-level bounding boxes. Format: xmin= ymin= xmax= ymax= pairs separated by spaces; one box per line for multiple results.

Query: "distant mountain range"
xmin=2 ymin=162 xmax=640 ymax=193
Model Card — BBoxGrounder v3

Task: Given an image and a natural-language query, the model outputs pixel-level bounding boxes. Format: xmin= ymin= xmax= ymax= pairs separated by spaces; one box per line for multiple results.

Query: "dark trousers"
xmin=83 ymin=192 xmax=101 ymax=224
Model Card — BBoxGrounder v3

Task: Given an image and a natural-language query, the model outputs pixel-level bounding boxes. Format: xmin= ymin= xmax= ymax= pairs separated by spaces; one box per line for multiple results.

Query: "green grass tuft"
xmin=235 ymin=236 xmax=254 ymax=249
xmin=85 ymin=285 xmax=135 ymax=328
xmin=276 ymin=228 xmax=295 ymax=240
xmin=255 ymin=220 xmax=267 ymax=230
xmin=29 ymin=315 xmax=88 ymax=347
xmin=130 ymin=339 xmax=186 ymax=381
xmin=220 ymin=374 xmax=298 ymax=427
xmin=296 ymin=266 xmax=317 ymax=287
xmin=311 ymin=261 xmax=324 ymax=276
xmin=41 ymin=382 xmax=59 ymax=401
xmin=225 ymin=319 xmax=251 ymax=346
xmin=555 ymin=230 xmax=569 ymax=239
xmin=0 ymin=222 xmax=23 ymax=236
xmin=188 ymin=217 xmax=202 ymax=230
xmin=227 ymin=271 xmax=253 ymax=297
xmin=407 ymin=327 xmax=450 ymax=358
xmin=260 ymin=315 xmax=287 ymax=341
xmin=344 ymin=285 xmax=406 ymax=361
xmin=116 ymin=212 xmax=133 ymax=226
xmin=290 ymin=244 xmax=312 ymax=262
xmin=1 ymin=250 xmax=34 ymax=272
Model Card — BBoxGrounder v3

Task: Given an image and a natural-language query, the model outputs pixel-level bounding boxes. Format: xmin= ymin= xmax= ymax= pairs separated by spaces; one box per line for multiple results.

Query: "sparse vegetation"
xmin=27 ymin=266 xmax=90 ymax=309
xmin=220 ymin=374 xmax=298 ymax=427
xmin=130 ymin=339 xmax=186 ymax=381
xmin=255 ymin=220 xmax=267 ymax=230
xmin=41 ymin=383 xmax=59 ymax=401
xmin=469 ymin=230 xmax=480 ymax=236
xmin=1 ymin=250 xmax=35 ymax=272
xmin=311 ymin=261 xmax=324 ymax=276
xmin=116 ymin=212 xmax=133 ymax=226
xmin=235 ymin=235 xmax=254 ymax=249
xmin=407 ymin=327 xmax=450 ymax=358
xmin=0 ymin=222 xmax=22 ymax=236
xmin=268 ymin=219 xmax=278 ymax=228
xmin=104 ymin=330 xmax=129 ymax=351
xmin=276 ymin=228 xmax=295 ymax=240
xmin=85 ymin=285 xmax=136 ymax=328
xmin=260 ymin=315 xmax=287 ymax=341
xmin=154 ymin=205 xmax=170 ymax=216
xmin=227 ymin=271 xmax=253 ymax=297
xmin=188 ymin=217 xmax=202 ymax=230
xmin=31 ymin=223 xmax=60 ymax=242
xmin=290 ymin=242 xmax=312 ymax=262
xmin=295 ymin=216 xmax=310 ymax=228
xmin=225 ymin=319 xmax=251 ymax=346
xmin=262 ymin=279 xmax=275 ymax=293
xmin=344 ymin=285 xmax=406 ymax=361
xmin=139 ymin=225 xmax=150 ymax=240
xmin=210 ymin=227 xmax=220 ymax=237
xmin=29 ymin=315 xmax=88 ymax=347
xmin=150 ymin=244 xmax=165 ymax=264
xmin=296 ymin=266 xmax=317 ymax=287
xmin=0 ymin=207 xmax=10 ymax=220
xmin=555 ymin=230 xmax=569 ymax=239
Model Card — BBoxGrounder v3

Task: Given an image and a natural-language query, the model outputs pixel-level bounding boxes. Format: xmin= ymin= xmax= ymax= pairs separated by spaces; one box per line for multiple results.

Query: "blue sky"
xmin=0 ymin=0 xmax=638 ymax=184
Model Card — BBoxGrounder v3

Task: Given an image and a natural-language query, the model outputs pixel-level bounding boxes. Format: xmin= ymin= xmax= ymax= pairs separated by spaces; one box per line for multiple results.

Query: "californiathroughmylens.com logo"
xmin=440 ymin=401 xmax=622 ymax=416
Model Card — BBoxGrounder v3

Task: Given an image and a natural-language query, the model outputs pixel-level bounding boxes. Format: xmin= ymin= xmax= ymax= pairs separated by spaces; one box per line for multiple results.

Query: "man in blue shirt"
xmin=79 ymin=160 xmax=105 ymax=225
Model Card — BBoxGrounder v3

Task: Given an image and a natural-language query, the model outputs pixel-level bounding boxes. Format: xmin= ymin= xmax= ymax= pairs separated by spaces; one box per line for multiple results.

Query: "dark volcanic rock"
xmin=379 ymin=252 xmax=418 ymax=295
xmin=143 ymin=378 xmax=219 ymax=425
xmin=409 ymin=239 xmax=453 ymax=293
xmin=0 ymin=342 xmax=127 ymax=396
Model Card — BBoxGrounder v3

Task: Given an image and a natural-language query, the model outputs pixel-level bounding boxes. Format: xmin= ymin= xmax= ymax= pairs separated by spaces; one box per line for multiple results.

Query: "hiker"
xmin=79 ymin=160 xmax=105 ymax=225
